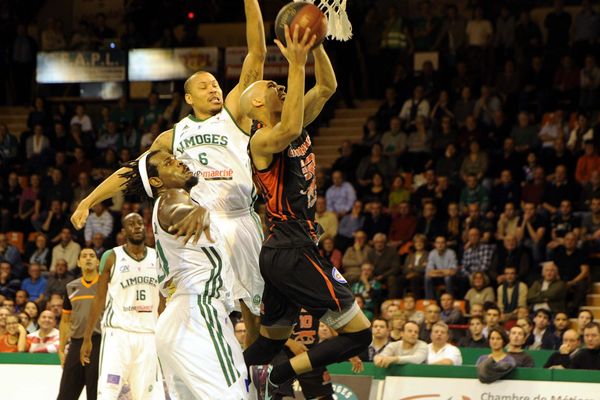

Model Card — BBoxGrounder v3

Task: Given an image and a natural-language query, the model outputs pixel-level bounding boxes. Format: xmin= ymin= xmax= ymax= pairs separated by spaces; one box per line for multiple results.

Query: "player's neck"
xmin=82 ymin=271 xmax=98 ymax=282
xmin=192 ymin=107 xmax=219 ymax=121
xmin=124 ymin=242 xmax=146 ymax=260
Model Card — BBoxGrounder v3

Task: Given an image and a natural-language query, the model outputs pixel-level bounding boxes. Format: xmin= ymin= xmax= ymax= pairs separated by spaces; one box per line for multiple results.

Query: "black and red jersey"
xmin=251 ymin=125 xmax=319 ymax=248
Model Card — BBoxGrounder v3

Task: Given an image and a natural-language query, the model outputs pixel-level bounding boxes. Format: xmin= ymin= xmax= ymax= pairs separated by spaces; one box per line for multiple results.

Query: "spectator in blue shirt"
xmin=326 ymin=170 xmax=357 ymax=218
xmin=20 ymin=263 xmax=47 ymax=304
xmin=425 ymin=236 xmax=458 ymax=299
xmin=0 ymin=233 xmax=23 ymax=279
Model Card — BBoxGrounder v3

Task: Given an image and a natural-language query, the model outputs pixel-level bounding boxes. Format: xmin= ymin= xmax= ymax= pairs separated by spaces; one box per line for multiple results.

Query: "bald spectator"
xmin=374 ymin=321 xmax=427 ymax=367
xmin=497 ymin=266 xmax=528 ymax=320
xmin=427 ymin=322 xmax=462 ymax=365
xmin=507 ymin=325 xmax=535 ymax=367
xmin=342 ymin=230 xmax=372 ymax=283
xmin=21 ymin=263 xmax=47 ymax=304
xmin=51 ymin=228 xmax=81 ymax=272
xmin=420 ymin=304 xmax=441 ymax=343
xmin=326 ymin=171 xmax=357 ymax=218
xmin=314 ymin=196 xmax=338 ymax=239
xmin=368 ymin=233 xmax=401 ymax=298
xmin=570 ymin=322 xmax=600 ymax=370
xmin=527 ymin=262 xmax=567 ymax=314
xmin=27 ymin=310 xmax=60 ymax=353
xmin=544 ymin=329 xmax=581 ymax=369
xmin=551 ymin=232 xmax=590 ymax=315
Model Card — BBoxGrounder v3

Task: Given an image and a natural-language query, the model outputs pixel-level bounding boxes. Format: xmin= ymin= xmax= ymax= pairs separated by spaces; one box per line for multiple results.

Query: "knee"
xmin=340 ymin=328 xmax=372 ymax=353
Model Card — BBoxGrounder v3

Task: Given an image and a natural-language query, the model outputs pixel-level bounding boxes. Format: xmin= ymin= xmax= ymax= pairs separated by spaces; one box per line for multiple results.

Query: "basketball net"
xmin=294 ymin=0 xmax=352 ymax=41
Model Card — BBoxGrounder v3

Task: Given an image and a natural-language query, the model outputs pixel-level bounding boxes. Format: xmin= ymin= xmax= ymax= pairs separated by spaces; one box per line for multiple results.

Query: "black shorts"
xmin=259 ymin=244 xmax=355 ymax=327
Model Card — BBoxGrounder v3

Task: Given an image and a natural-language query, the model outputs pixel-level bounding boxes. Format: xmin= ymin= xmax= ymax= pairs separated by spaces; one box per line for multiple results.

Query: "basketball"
xmin=275 ymin=2 xmax=327 ymax=49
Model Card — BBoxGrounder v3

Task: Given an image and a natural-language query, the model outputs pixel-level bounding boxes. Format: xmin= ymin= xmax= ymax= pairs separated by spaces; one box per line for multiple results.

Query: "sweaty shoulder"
xmin=150 ymin=129 xmax=174 ymax=153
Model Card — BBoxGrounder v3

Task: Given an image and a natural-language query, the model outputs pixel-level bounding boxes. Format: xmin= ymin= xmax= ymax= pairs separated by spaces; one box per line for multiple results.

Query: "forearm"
xmin=244 ymin=0 xmax=267 ymax=57
xmin=80 ymin=167 xmax=129 ymax=209
xmin=83 ymin=296 xmax=105 ymax=340
xmin=313 ymin=46 xmax=337 ymax=94
xmin=280 ymin=64 xmax=306 ymax=135
xmin=58 ymin=317 xmax=70 ymax=353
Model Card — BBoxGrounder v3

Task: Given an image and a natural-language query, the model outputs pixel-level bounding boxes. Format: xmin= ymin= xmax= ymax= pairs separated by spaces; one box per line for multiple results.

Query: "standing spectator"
xmin=403 ymin=294 xmax=424 ymax=326
xmin=359 ymin=319 xmax=390 ymax=362
xmin=544 ymin=0 xmax=571 ymax=55
xmin=465 ymin=271 xmax=495 ymax=307
xmin=427 ymin=322 xmax=462 ymax=365
xmin=497 ymin=266 xmax=528 ymax=321
xmin=579 ymin=55 xmax=600 ymax=111
xmin=27 ymin=310 xmax=60 ymax=353
xmin=419 ymin=304 xmax=441 ymax=343
xmin=51 ymin=228 xmax=81 ymax=272
xmin=314 ymin=196 xmax=338 ymax=240
xmin=459 ymin=316 xmax=487 ymax=348
xmin=569 ymin=322 xmax=600 ymax=370
xmin=553 ymin=55 xmax=580 ymax=108
xmin=440 ymin=293 xmax=463 ymax=325
xmin=11 ymin=24 xmax=37 ymax=105
xmin=341 ymin=230 xmax=372 ymax=283
xmin=70 ymin=104 xmax=93 ymax=134
xmin=374 ymin=321 xmax=427 ymax=367
xmin=528 ymin=309 xmax=559 ymax=350
xmin=368 ymin=233 xmax=400 ymax=298
xmin=575 ymin=141 xmax=600 ymax=185
xmin=40 ymin=17 xmax=66 ymax=51
xmin=425 ymin=236 xmax=457 ymax=299
xmin=0 ymin=314 xmax=27 ymax=352
xmin=83 ymin=203 xmax=113 ymax=247
xmin=465 ymin=6 xmax=492 ymax=75
xmin=551 ymin=232 xmax=590 ymax=316
xmin=507 ymin=325 xmax=535 ymax=368
xmin=572 ymin=0 xmax=599 ymax=64
xmin=403 ymin=234 xmax=429 ymax=298
xmin=326 ymin=171 xmax=356 ymax=218
xmin=527 ymin=262 xmax=567 ymax=314
xmin=21 ymin=263 xmax=47 ymax=304
xmin=434 ymin=4 xmax=466 ymax=66
xmin=544 ymin=329 xmax=581 ymax=369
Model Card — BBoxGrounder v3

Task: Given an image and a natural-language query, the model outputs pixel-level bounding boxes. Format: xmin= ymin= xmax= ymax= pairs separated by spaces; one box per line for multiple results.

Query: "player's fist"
xmin=71 ymin=204 xmax=90 ymax=230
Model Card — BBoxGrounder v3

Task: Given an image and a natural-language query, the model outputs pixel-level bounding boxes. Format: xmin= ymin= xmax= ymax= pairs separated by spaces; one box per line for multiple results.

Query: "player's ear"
xmin=149 ymin=177 xmax=163 ymax=189
xmin=184 ymin=92 xmax=193 ymax=106
xmin=251 ymin=96 xmax=265 ymax=108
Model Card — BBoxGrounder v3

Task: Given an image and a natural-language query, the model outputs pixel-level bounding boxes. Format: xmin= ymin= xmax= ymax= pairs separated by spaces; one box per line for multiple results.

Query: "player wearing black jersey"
xmin=241 ymin=25 xmax=371 ymax=399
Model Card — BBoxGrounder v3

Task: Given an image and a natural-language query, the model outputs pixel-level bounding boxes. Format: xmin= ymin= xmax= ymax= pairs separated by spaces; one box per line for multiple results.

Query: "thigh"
xmin=129 ymin=334 xmax=164 ymax=400
xmin=97 ymin=329 xmax=128 ymax=400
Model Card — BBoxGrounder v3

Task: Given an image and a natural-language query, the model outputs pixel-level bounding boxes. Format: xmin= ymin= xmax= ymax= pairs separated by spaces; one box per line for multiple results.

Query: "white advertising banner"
xmin=382 ymin=376 xmax=599 ymax=400
xmin=0 ymin=363 xmax=86 ymax=399
xmin=37 ymin=50 xmax=126 ymax=83
xmin=225 ymin=46 xmax=314 ymax=78
xmin=129 ymin=47 xmax=219 ymax=81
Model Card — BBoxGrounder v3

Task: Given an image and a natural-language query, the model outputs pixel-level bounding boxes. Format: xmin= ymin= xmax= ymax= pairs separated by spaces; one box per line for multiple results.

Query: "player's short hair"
xmin=120 ymin=150 xmax=160 ymax=199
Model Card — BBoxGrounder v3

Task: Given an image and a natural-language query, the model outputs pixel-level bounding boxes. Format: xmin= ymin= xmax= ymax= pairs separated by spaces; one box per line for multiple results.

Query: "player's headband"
xmin=138 ymin=152 xmax=154 ymax=199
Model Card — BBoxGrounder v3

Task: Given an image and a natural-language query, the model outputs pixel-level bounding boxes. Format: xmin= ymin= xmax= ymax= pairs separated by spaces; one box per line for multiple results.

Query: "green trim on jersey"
xmin=187 ymin=113 xmax=209 ymax=123
xmin=223 ymin=106 xmax=250 ymax=137
xmin=99 ymin=249 xmax=114 ymax=275
xmin=171 ymin=122 xmax=177 ymax=154
xmin=122 ymin=245 xmax=148 ymax=262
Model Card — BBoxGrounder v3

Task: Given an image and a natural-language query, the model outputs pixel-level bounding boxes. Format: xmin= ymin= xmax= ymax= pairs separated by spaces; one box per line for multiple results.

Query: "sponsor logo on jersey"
xmin=119 ymin=264 xmax=130 ymax=273
xmin=194 ymin=168 xmax=234 ymax=181
xmin=175 ymin=133 xmax=229 ymax=153
xmin=287 ymin=134 xmax=311 ymax=158
xmin=119 ymin=276 xmax=158 ymax=289
xmin=253 ymin=294 xmax=261 ymax=305
xmin=331 ymin=267 xmax=347 ymax=284
xmin=107 ymin=374 xmax=120 ymax=384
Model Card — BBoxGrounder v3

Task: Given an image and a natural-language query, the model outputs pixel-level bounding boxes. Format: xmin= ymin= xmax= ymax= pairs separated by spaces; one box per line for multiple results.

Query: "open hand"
xmin=169 ymin=206 xmax=213 ymax=245
xmin=274 ymin=24 xmax=317 ymax=66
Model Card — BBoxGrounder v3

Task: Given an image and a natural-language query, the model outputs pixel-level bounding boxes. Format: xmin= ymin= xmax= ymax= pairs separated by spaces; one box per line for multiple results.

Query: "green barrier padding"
xmin=0 ymin=353 xmax=60 ymax=365
xmin=551 ymin=368 xmax=600 ymax=383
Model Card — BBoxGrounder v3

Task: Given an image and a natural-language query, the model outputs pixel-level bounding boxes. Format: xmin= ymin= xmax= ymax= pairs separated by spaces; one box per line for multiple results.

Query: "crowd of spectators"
xmin=0 ymin=0 xmax=599 ymax=376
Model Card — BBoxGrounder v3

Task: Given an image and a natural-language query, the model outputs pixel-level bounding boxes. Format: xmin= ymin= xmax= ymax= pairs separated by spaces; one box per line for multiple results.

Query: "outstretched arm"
xmin=158 ymin=188 xmax=213 ymax=245
xmin=70 ymin=129 xmax=174 ymax=229
xmin=225 ymin=0 xmax=266 ymax=123
xmin=303 ymin=45 xmax=337 ymax=127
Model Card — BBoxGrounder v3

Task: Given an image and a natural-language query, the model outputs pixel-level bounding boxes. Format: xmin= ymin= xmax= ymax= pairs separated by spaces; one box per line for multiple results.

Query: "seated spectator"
xmin=527 ymin=309 xmax=559 ymax=350
xmin=341 ymin=230 xmax=372 ymax=283
xmin=326 ymin=171 xmax=357 ymax=219
xmin=27 ymin=310 xmax=59 ymax=353
xmin=388 ymin=312 xmax=406 ymax=342
xmin=368 ymin=233 xmax=400 ymax=298
xmin=412 ymin=169 xmax=437 ymax=208
xmin=359 ymin=318 xmax=390 ymax=361
xmin=355 ymin=294 xmax=373 ymax=321
xmin=405 ymin=116 xmax=432 ymax=172
xmin=70 ymin=104 xmax=93 ymax=134
xmin=388 ymin=202 xmax=417 ymax=248
xmin=375 ymin=87 xmax=401 ymax=131
xmin=497 ymin=266 xmax=528 ymax=321
xmin=444 ymin=202 xmax=462 ymax=250
xmin=453 ymin=86 xmax=476 ymax=127
xmin=516 ymin=202 xmax=547 ymax=266
xmin=459 ymin=316 xmax=487 ymax=348
xmin=314 ymin=196 xmax=338 ymax=240
xmin=380 ymin=116 xmax=407 ymax=171
xmin=23 ymin=301 xmax=39 ymax=333
xmin=419 ymin=304 xmax=441 ymax=343
xmin=403 ymin=234 xmax=428 ymax=298
xmin=491 ymin=236 xmax=530 ymax=285
xmin=552 ymin=232 xmax=590 ymax=316
xmin=427 ymin=322 xmax=462 ymax=365
xmin=491 ymin=171 xmax=520 ymax=216
xmin=319 ymin=237 xmax=342 ymax=270
xmin=0 ymin=233 xmax=24 ymax=278
xmin=91 ymin=233 xmax=106 ymax=258
xmin=542 ymin=165 xmax=579 ymax=216
xmin=47 ymin=296 xmax=63 ymax=325
xmin=21 ymin=263 xmax=47 ymax=304
xmin=26 ymin=124 xmax=51 ymax=166
xmin=374 ymin=321 xmax=427 ymax=367
xmin=0 ymin=262 xmax=21 ymax=299
xmin=435 ymin=144 xmax=461 ymax=185
xmin=552 ymin=312 xmax=570 ymax=341
xmin=476 ymin=328 xmax=516 ymax=381
xmin=460 ymin=142 xmax=489 ymax=185
xmin=51 ymin=228 xmax=81 ymax=272
xmin=582 ymin=196 xmax=600 ymax=253
xmin=496 ymin=203 xmax=520 ymax=242
xmin=363 ymin=201 xmax=391 ymax=240
xmin=440 ymin=292 xmax=464 ymax=325
xmin=470 ymin=303 xmax=485 ymax=319
xmin=575 ymin=141 xmax=600 ymax=185
xmin=570 ymin=322 xmax=600 ymax=370
xmin=507 ymin=326 xmax=535 ymax=367
xmin=511 ymin=111 xmax=539 ymax=154
xmin=577 ymin=309 xmax=595 ymax=336
xmin=388 ymin=177 xmax=411 ymax=212
xmin=460 ymin=175 xmax=490 ymax=214
xmin=84 ymin=202 xmax=114 ymax=247
xmin=544 ymin=329 xmax=581 ymax=369
xmin=38 ymin=201 xmax=69 ymax=245
xmin=538 ymin=111 xmax=567 ymax=150
xmin=336 ymin=200 xmax=365 ymax=251
xmin=527 ymin=262 xmax=567 ymax=314
xmin=465 ymin=271 xmax=495 ymax=308
xmin=547 ymin=201 xmax=581 ymax=251
xmin=363 ymin=173 xmax=388 ymax=207
xmin=351 ymin=263 xmax=382 ymax=315
xmin=425 ymin=236 xmax=457 ymax=299
xmin=0 ymin=314 xmax=27 ymax=352
xmin=414 ymin=201 xmax=444 ymax=243
xmin=483 ymin=305 xmax=503 ymax=338
xmin=399 ymin=85 xmax=430 ymax=130
xmin=402 ymin=293 xmax=424 ymax=326
xmin=462 ymin=203 xmax=494 ymax=244
xmin=28 ymin=233 xmax=51 ymax=270
xmin=356 ymin=143 xmax=392 ymax=192
xmin=14 ymin=290 xmax=27 ymax=313
xmin=461 ymin=228 xmax=495 ymax=281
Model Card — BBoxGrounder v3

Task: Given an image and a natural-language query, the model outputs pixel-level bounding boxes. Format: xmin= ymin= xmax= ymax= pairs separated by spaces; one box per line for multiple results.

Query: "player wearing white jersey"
xmin=81 ymin=213 xmax=164 ymax=400
xmin=71 ymin=0 xmax=266 ymax=346
xmin=120 ymin=150 xmax=248 ymax=399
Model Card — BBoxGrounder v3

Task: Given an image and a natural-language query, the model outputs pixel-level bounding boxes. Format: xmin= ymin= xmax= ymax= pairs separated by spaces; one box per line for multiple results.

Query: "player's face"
xmin=185 ymin=73 xmax=223 ymax=115
xmin=153 ymin=152 xmax=198 ymax=191
xmin=263 ymin=81 xmax=286 ymax=112
xmin=77 ymin=248 xmax=99 ymax=273
xmin=123 ymin=213 xmax=146 ymax=245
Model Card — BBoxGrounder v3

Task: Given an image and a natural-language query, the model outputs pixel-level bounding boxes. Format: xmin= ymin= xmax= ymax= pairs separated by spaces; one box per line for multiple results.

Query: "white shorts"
xmin=156 ymin=294 xmax=249 ymax=400
xmin=98 ymin=327 xmax=165 ymax=400
xmin=212 ymin=208 xmax=264 ymax=316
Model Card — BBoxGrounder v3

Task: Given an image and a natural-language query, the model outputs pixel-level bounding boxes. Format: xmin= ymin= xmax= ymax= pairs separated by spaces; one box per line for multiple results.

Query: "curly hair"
xmin=119 ymin=150 xmax=160 ymax=200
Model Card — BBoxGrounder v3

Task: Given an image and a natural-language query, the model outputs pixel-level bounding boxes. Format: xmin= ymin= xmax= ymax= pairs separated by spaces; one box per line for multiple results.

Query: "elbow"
xmin=319 ymin=82 xmax=337 ymax=99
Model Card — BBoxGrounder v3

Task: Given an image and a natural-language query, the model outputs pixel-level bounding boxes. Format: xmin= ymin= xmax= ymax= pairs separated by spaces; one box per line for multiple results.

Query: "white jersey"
xmin=152 ymin=196 xmax=234 ymax=311
xmin=101 ymin=246 xmax=159 ymax=333
xmin=172 ymin=109 xmax=255 ymax=212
